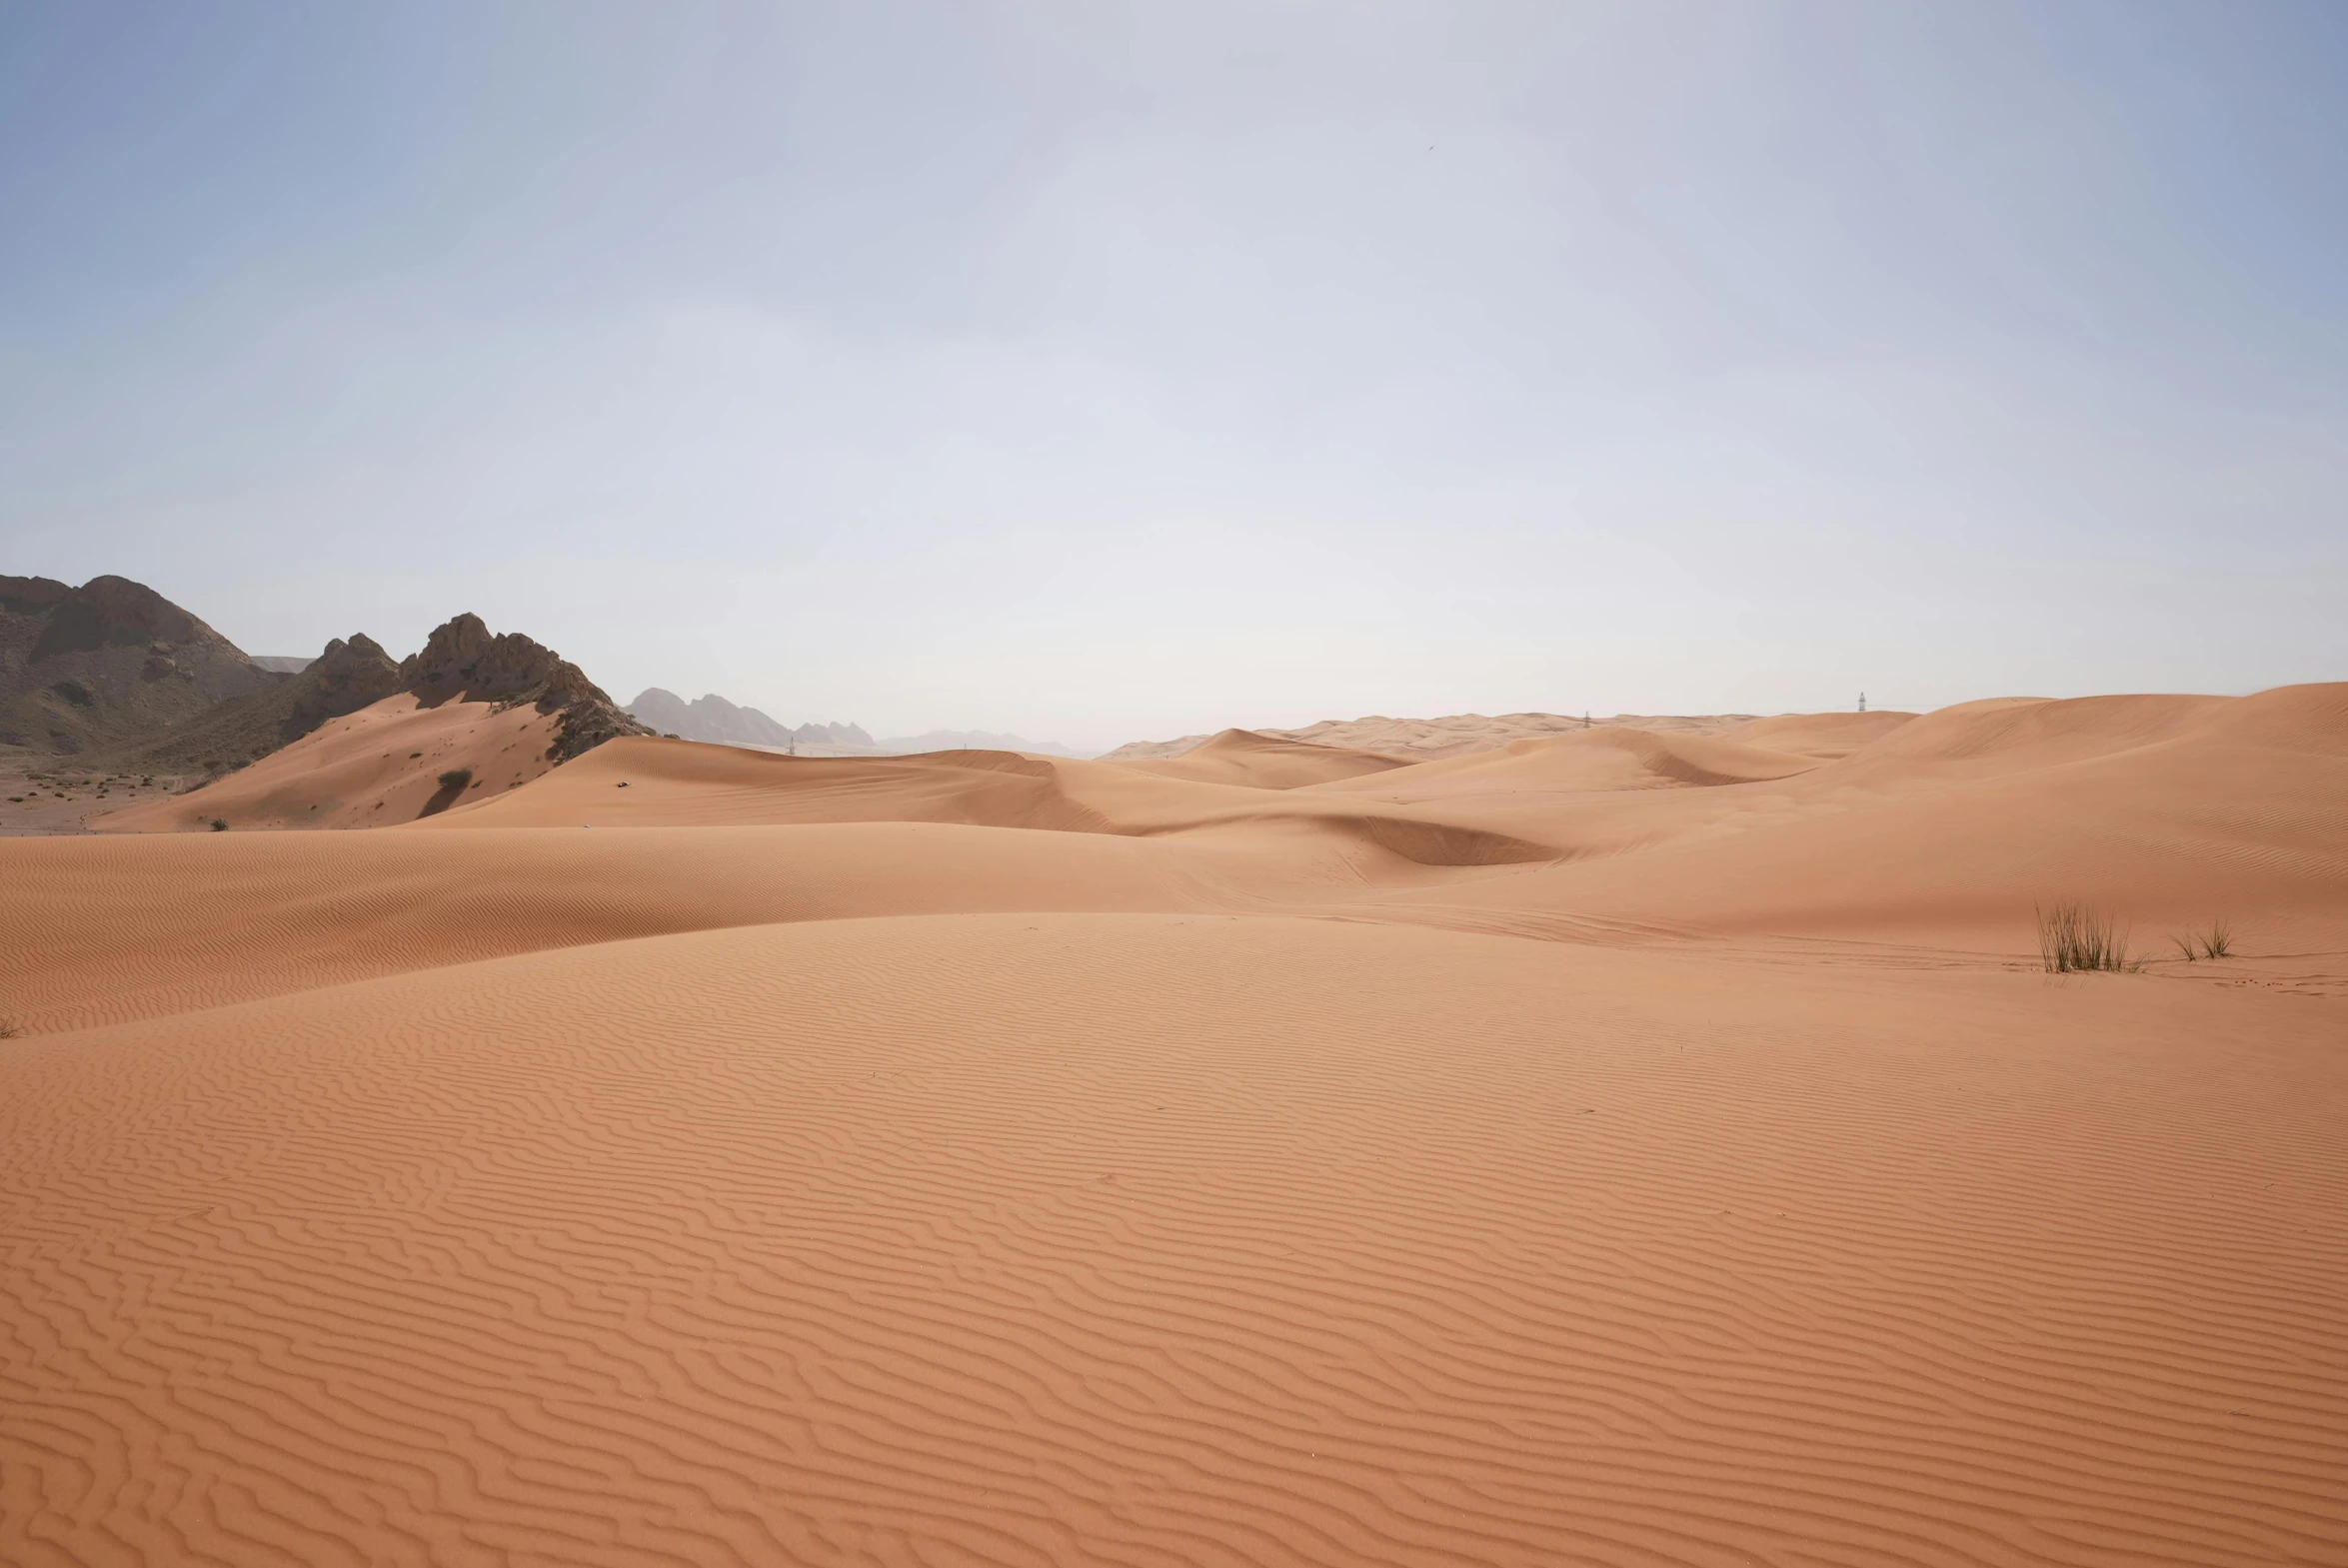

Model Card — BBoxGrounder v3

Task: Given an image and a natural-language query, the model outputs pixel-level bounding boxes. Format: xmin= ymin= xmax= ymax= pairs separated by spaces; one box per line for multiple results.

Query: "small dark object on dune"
xmin=209 ymin=818 xmax=228 ymax=831
xmin=439 ymin=768 xmax=473 ymax=791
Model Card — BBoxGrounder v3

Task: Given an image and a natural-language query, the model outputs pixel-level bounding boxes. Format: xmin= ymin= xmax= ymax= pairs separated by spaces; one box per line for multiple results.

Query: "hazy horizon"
xmin=5 ymin=1 xmax=2344 ymax=752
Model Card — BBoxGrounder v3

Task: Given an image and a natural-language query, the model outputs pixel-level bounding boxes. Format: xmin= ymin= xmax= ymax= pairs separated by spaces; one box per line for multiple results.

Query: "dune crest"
xmin=1111 ymin=726 xmax=1415 ymax=788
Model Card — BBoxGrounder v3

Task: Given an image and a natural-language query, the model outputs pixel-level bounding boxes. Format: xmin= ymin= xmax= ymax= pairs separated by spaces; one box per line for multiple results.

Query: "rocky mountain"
xmin=107 ymin=634 xmax=407 ymax=775
xmin=625 ymin=690 xmax=879 ymax=752
xmin=628 ymin=689 xmax=796 ymax=748
xmin=0 ymin=575 xmax=279 ymax=755
xmin=402 ymin=614 xmax=652 ymax=762
xmin=100 ymin=612 xmax=647 ymax=776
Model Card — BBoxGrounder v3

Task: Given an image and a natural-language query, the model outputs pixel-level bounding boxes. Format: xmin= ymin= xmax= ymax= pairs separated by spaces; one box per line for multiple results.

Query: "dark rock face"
xmin=0 ymin=575 xmax=277 ymax=755
xmin=401 ymin=613 xmax=651 ymax=762
xmin=98 ymin=630 xmax=404 ymax=774
xmin=289 ymin=635 xmax=404 ymax=733
xmin=24 ymin=574 xmax=213 ymax=662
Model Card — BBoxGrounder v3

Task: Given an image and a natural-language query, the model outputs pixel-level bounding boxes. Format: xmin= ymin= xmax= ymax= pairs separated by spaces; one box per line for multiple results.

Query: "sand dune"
xmin=8 ymin=686 xmax=2347 ymax=1565
xmin=1305 ymin=724 xmax=1822 ymax=797
xmin=1725 ymin=708 xmax=1918 ymax=759
xmin=91 ymin=692 xmax=563 ymax=831
xmin=1109 ymin=710 xmax=1766 ymax=762
xmin=1112 ymin=726 xmax=1413 ymax=788
xmin=6 ymin=914 xmax=2344 ymax=1567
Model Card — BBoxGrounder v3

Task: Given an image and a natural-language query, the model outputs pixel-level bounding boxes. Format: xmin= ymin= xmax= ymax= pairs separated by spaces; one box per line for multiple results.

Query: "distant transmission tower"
xmin=1858 ymin=692 xmax=1867 ymax=714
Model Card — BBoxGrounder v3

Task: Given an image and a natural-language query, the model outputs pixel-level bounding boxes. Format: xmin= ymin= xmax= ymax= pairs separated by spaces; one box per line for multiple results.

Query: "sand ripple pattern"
xmin=6 ymin=914 xmax=2345 ymax=1566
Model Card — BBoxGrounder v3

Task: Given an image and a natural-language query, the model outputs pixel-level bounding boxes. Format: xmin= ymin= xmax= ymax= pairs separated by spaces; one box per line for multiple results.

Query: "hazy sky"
xmin=4 ymin=1 xmax=2344 ymax=749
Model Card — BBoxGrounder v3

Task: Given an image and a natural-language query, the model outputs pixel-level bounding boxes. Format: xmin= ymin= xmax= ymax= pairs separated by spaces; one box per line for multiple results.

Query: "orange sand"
xmin=91 ymin=693 xmax=565 ymax=831
xmin=7 ymin=684 xmax=2347 ymax=1566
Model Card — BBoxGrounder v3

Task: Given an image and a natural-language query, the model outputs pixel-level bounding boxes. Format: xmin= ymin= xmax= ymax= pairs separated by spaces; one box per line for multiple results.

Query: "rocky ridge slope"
xmin=0 ymin=575 xmax=278 ymax=755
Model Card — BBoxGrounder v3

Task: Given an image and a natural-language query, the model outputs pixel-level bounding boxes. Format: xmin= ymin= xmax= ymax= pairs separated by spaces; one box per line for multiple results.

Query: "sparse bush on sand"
xmin=438 ymin=768 xmax=473 ymax=791
xmin=2171 ymin=916 xmax=2235 ymax=961
xmin=2037 ymin=899 xmax=2140 ymax=973
xmin=0 ymin=1018 xmax=21 ymax=1039
xmin=209 ymin=818 xmax=228 ymax=831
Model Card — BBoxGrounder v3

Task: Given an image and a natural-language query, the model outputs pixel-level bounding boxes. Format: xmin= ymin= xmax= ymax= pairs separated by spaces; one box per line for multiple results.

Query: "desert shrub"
xmin=2167 ymin=916 xmax=2237 ymax=962
xmin=2037 ymin=899 xmax=2138 ymax=973
xmin=0 ymin=1018 xmax=21 ymax=1039
xmin=210 ymin=818 xmax=228 ymax=831
xmin=438 ymin=767 xmax=473 ymax=791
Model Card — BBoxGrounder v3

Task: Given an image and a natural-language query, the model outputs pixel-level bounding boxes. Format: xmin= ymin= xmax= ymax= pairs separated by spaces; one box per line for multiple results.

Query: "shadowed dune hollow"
xmin=6 ymin=684 xmax=2347 ymax=1567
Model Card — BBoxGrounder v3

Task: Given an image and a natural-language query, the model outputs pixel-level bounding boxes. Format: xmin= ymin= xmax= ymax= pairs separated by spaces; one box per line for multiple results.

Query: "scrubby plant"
xmin=0 ymin=1018 xmax=21 ymax=1039
xmin=2036 ymin=899 xmax=2140 ymax=973
xmin=438 ymin=767 xmax=473 ymax=791
xmin=2166 ymin=916 xmax=2237 ymax=962
xmin=210 ymin=818 xmax=228 ymax=831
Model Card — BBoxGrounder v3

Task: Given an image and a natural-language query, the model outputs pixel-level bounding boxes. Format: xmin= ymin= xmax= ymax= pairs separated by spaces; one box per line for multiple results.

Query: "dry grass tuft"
xmin=2199 ymin=916 xmax=2233 ymax=959
xmin=0 ymin=1018 xmax=22 ymax=1039
xmin=2037 ymin=899 xmax=2140 ymax=973
xmin=2167 ymin=916 xmax=2237 ymax=962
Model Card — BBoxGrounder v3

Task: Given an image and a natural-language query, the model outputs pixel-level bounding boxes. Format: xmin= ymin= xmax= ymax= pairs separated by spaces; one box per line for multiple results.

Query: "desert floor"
xmin=5 ymin=690 xmax=2345 ymax=1566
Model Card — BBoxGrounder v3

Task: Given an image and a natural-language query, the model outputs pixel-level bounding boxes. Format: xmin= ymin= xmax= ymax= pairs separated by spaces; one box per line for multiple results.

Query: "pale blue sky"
xmin=3 ymin=1 xmax=2343 ymax=748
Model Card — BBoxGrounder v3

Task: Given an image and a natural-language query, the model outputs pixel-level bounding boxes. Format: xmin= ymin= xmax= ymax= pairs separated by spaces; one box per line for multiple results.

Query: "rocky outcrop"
xmin=0 ymin=575 xmax=277 ymax=754
xmin=402 ymin=614 xmax=651 ymax=762
xmin=288 ymin=635 xmax=404 ymax=733
xmin=104 ymin=631 xmax=406 ymax=774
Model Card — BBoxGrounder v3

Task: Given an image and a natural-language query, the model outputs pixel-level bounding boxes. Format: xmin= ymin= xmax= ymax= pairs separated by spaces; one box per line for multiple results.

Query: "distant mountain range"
xmin=4 ymin=575 xmax=1089 ymax=784
xmin=625 ymin=689 xmax=1082 ymax=757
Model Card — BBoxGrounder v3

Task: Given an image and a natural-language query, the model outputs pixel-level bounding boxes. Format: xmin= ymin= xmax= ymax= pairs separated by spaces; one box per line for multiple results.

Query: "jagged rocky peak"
xmin=289 ymin=634 xmax=404 ymax=730
xmin=403 ymin=613 xmax=651 ymax=761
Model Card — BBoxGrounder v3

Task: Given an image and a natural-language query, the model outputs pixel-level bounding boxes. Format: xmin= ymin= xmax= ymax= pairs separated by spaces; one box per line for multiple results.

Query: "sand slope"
xmin=91 ymin=693 xmax=563 ymax=831
xmin=1111 ymin=727 xmax=1413 ymax=789
xmin=1108 ymin=711 xmax=1767 ymax=762
xmin=1725 ymin=709 xmax=1918 ymax=759
xmin=1305 ymin=725 xmax=1822 ymax=797
xmin=7 ymin=686 xmax=2348 ymax=1565
xmin=5 ymin=914 xmax=2344 ymax=1567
